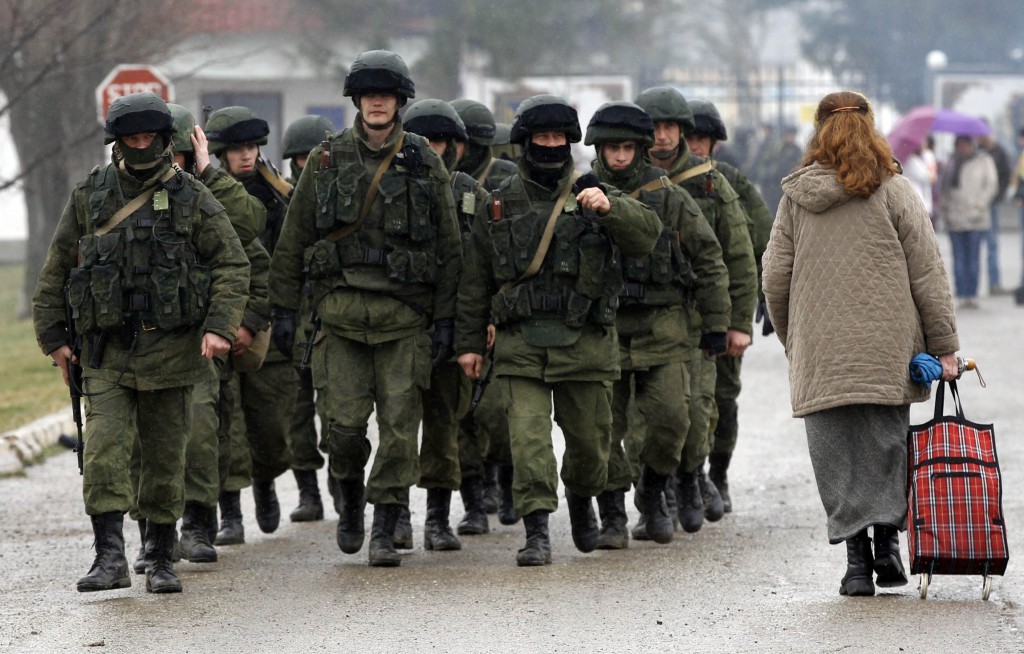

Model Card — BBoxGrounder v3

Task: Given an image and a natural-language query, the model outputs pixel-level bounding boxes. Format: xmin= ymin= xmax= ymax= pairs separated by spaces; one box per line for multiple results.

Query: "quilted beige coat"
xmin=762 ymin=162 xmax=959 ymax=417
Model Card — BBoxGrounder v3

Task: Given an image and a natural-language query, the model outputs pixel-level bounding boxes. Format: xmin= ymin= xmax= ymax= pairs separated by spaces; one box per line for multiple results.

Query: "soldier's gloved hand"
xmin=755 ymin=298 xmax=775 ymax=336
xmin=270 ymin=307 xmax=297 ymax=359
xmin=430 ymin=318 xmax=456 ymax=365
xmin=699 ymin=332 xmax=727 ymax=358
xmin=572 ymin=172 xmax=604 ymax=195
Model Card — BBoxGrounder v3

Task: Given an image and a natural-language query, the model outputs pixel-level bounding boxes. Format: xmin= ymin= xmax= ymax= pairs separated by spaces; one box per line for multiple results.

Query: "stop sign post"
xmin=95 ymin=64 xmax=174 ymax=126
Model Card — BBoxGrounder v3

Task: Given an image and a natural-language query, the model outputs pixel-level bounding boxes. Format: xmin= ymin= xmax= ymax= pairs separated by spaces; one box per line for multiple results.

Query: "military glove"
xmin=755 ymin=298 xmax=775 ymax=336
xmin=699 ymin=332 xmax=727 ymax=358
xmin=430 ymin=318 xmax=456 ymax=365
xmin=572 ymin=172 xmax=604 ymax=195
xmin=270 ymin=308 xmax=297 ymax=359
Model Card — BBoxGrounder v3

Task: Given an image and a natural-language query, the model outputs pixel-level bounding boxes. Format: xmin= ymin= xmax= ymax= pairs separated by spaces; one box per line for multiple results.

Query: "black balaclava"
xmin=525 ymin=139 xmax=572 ymax=189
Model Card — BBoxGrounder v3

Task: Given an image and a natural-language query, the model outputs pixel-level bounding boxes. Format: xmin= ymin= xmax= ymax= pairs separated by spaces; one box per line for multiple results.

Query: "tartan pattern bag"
xmin=907 ymin=380 xmax=1009 ymax=576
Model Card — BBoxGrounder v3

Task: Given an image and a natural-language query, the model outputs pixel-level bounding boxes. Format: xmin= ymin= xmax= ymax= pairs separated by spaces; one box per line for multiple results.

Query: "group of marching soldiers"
xmin=32 ymin=48 xmax=774 ymax=593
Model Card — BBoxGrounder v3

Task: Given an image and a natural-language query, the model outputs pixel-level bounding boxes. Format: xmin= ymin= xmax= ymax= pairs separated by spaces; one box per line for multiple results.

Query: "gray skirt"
xmin=804 ymin=404 xmax=910 ymax=544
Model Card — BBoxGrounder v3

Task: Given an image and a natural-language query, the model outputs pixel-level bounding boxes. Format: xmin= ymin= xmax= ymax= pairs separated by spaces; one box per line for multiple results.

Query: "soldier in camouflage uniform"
xmin=455 ymin=95 xmax=661 ymax=566
xmin=686 ymin=100 xmax=775 ymax=514
xmin=269 ymin=50 xmax=462 ymax=567
xmin=491 ymin=122 xmax=521 ymax=163
xmin=634 ymin=87 xmax=757 ymax=534
xmin=205 ymin=106 xmax=297 ymax=542
xmin=584 ymin=102 xmax=730 ymax=549
xmin=32 ymin=92 xmax=249 ymax=594
xmin=281 ymin=114 xmax=337 ymax=524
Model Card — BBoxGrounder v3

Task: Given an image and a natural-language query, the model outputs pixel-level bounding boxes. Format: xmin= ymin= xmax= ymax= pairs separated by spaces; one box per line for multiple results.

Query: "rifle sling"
xmin=95 ymin=166 xmax=178 ymax=236
xmin=476 ymin=157 xmax=497 ymax=185
xmin=668 ymin=160 xmax=714 ymax=186
xmin=325 ymin=132 xmax=406 ymax=243
xmin=257 ymin=160 xmax=294 ymax=198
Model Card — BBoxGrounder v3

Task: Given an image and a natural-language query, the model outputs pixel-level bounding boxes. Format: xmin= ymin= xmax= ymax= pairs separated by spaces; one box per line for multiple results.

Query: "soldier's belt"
xmin=622 ymin=282 xmax=646 ymax=299
xmin=532 ymin=292 xmax=563 ymax=313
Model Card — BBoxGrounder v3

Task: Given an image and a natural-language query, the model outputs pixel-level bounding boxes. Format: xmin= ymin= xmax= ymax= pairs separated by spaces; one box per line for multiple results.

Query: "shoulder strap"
xmin=498 ymin=170 xmax=581 ymax=294
xmin=325 ymin=132 xmax=406 ymax=243
xmin=628 ymin=175 xmax=672 ymax=199
xmin=257 ymin=160 xmax=294 ymax=198
xmin=476 ymin=157 xmax=498 ymax=185
xmin=668 ymin=160 xmax=714 ymax=186
xmin=95 ymin=166 xmax=178 ymax=236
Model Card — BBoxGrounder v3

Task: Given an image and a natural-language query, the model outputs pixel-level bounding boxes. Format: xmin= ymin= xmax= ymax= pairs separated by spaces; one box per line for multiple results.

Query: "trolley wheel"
xmin=919 ymin=573 xmax=930 ymax=600
xmin=982 ymin=576 xmax=992 ymax=601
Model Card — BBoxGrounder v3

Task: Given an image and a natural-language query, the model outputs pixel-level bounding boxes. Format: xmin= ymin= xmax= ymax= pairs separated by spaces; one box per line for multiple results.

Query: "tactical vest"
xmin=674 ymin=154 xmax=737 ymax=231
xmin=243 ymin=174 xmax=288 ymax=255
xmin=622 ymin=169 xmax=696 ymax=306
xmin=67 ymin=164 xmax=210 ymax=335
xmin=488 ymin=175 xmax=622 ymax=330
xmin=303 ymin=129 xmax=440 ymax=291
xmin=451 ymin=171 xmax=479 ymax=234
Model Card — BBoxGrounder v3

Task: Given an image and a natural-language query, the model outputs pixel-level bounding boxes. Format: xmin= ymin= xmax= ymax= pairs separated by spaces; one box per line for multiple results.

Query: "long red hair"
xmin=803 ymin=91 xmax=898 ymax=198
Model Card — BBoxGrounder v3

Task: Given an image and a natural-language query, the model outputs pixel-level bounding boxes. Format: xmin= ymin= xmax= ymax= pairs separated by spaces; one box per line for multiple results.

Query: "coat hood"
xmin=781 ymin=162 xmax=853 ymax=213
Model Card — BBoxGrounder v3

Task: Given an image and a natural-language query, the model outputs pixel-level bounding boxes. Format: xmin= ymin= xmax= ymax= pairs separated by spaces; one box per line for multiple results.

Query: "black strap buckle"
xmin=622 ymin=282 xmax=646 ymax=299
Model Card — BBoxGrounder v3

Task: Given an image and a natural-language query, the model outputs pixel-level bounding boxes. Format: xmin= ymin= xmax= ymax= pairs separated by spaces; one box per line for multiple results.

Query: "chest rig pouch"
xmin=620 ymin=185 xmax=695 ymax=306
xmin=68 ymin=165 xmax=209 ymax=335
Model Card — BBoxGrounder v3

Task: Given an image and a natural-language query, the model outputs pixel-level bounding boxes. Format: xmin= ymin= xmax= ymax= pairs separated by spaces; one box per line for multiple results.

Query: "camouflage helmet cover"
xmin=282 ymin=115 xmax=336 ymax=159
xmin=509 ymin=94 xmax=582 ymax=145
xmin=689 ymin=99 xmax=728 ymax=141
xmin=104 ymin=92 xmax=174 ymax=145
xmin=450 ymin=99 xmax=496 ymax=145
xmin=167 ymin=103 xmax=197 ymax=153
xmin=343 ymin=49 xmax=415 ymax=105
xmin=584 ymin=101 xmax=655 ymax=147
xmin=633 ymin=86 xmax=696 ymax=132
xmin=204 ymin=106 xmax=270 ymax=156
xmin=403 ymin=99 xmax=468 ymax=142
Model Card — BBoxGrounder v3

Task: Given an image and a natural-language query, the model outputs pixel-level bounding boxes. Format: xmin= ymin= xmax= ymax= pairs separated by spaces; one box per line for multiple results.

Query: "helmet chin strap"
xmin=649 ymin=146 xmax=677 ymax=161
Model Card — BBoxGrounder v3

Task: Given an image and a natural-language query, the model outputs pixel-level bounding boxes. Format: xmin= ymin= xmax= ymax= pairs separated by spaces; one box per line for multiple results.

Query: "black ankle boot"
xmin=516 ymin=511 xmax=552 ymax=566
xmin=393 ymin=505 xmax=414 ymax=549
xmin=289 ymin=469 xmax=324 ymax=522
xmin=483 ymin=461 xmax=500 ymax=514
xmin=424 ymin=488 xmax=462 ymax=551
xmin=133 ymin=519 xmax=149 ymax=574
xmin=326 ymin=474 xmax=343 ymax=516
xmin=335 ymin=478 xmax=366 ymax=554
xmin=708 ymin=451 xmax=732 ymax=513
xmin=215 ymin=490 xmax=244 ymax=545
xmin=179 ymin=501 xmax=217 ymax=563
xmin=676 ymin=466 xmax=704 ymax=533
xmin=368 ymin=504 xmax=402 ymax=567
xmin=564 ymin=488 xmax=598 ymax=553
xmin=840 ymin=529 xmax=876 ymax=597
xmin=497 ymin=464 xmax=519 ymax=525
xmin=637 ymin=466 xmax=674 ymax=544
xmin=873 ymin=524 xmax=909 ymax=588
xmin=77 ymin=512 xmax=131 ymax=592
xmin=698 ymin=463 xmax=725 ymax=522
xmin=145 ymin=522 xmax=182 ymax=594
xmin=252 ymin=479 xmax=281 ymax=534
xmin=595 ymin=490 xmax=629 ymax=550
xmin=457 ymin=476 xmax=489 ymax=535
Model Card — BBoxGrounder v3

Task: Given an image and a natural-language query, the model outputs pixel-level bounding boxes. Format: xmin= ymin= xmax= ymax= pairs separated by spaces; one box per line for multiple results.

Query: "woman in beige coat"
xmin=762 ymin=91 xmax=961 ymax=597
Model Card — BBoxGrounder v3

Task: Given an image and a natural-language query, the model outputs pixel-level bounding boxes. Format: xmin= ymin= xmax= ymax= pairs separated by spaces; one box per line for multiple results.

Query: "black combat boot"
xmin=335 ymin=478 xmax=366 ymax=554
xmin=77 ymin=512 xmax=131 ymax=592
xmin=595 ymin=490 xmax=629 ymax=550
xmin=516 ymin=511 xmax=552 ymax=566
xmin=497 ymin=464 xmax=519 ymax=525
xmin=367 ymin=504 xmax=402 ymax=567
xmin=840 ymin=529 xmax=875 ymax=596
xmin=676 ymin=466 xmax=705 ymax=533
xmin=133 ymin=519 xmax=149 ymax=574
xmin=564 ymin=488 xmax=599 ymax=553
xmin=873 ymin=524 xmax=909 ymax=588
xmin=179 ymin=501 xmax=217 ymax=563
xmin=326 ymin=474 xmax=343 ymax=516
xmin=482 ymin=461 xmax=500 ymax=514
xmin=393 ymin=505 xmax=414 ymax=549
xmin=631 ymin=513 xmax=650 ymax=541
xmin=456 ymin=475 xmax=489 ymax=535
xmin=423 ymin=488 xmax=462 ymax=551
xmin=664 ymin=480 xmax=680 ymax=531
xmin=708 ymin=451 xmax=733 ymax=513
xmin=252 ymin=478 xmax=281 ymax=533
xmin=699 ymin=463 xmax=725 ymax=522
xmin=215 ymin=490 xmax=244 ymax=545
xmin=145 ymin=522 xmax=182 ymax=594
xmin=636 ymin=466 xmax=674 ymax=544
xmin=289 ymin=469 xmax=324 ymax=522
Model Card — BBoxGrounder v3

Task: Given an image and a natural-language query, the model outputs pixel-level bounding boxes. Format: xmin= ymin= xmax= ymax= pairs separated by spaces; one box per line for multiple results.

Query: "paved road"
xmin=2 ymin=238 xmax=1023 ymax=653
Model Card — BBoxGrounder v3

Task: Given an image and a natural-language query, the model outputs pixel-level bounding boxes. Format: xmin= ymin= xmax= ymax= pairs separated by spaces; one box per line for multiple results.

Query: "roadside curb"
xmin=0 ymin=410 xmax=77 ymax=475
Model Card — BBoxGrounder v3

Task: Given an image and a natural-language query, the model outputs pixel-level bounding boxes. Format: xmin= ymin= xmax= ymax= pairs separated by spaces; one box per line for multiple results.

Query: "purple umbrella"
xmin=888 ymin=105 xmax=991 ymax=163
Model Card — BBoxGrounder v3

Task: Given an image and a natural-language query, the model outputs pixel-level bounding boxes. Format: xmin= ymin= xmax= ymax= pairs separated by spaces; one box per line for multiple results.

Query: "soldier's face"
xmin=652 ymin=121 xmax=680 ymax=155
xmin=360 ymin=93 xmax=399 ymax=127
xmin=294 ymin=154 xmax=309 ymax=170
xmin=428 ymin=138 xmax=447 ymax=158
xmin=601 ymin=141 xmax=638 ymax=171
xmin=531 ymin=132 xmax=568 ymax=147
xmin=122 ymin=132 xmax=158 ymax=149
xmin=455 ymin=140 xmax=466 ymax=163
xmin=686 ymin=134 xmax=713 ymax=158
xmin=225 ymin=143 xmax=259 ymax=175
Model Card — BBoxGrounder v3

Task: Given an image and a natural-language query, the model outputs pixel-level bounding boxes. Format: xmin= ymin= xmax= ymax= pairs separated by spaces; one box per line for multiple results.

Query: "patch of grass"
xmin=0 ymin=264 xmax=69 ymax=434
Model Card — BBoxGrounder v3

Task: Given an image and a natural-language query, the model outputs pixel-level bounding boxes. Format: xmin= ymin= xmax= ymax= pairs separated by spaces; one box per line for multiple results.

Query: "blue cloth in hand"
xmin=909 ymin=353 xmax=943 ymax=385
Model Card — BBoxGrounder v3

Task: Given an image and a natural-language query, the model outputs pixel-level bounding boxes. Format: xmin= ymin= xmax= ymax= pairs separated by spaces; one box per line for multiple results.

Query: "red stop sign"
xmin=95 ymin=64 xmax=174 ymax=126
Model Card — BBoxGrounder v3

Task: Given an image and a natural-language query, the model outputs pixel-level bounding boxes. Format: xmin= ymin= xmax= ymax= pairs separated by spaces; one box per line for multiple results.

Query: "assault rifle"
xmin=299 ymin=309 xmax=321 ymax=371
xmin=470 ymin=348 xmax=495 ymax=410
xmin=63 ymin=281 xmax=85 ymax=475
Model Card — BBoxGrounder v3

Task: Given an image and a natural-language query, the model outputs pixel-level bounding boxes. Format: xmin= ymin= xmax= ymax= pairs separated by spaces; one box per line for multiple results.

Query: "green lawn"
xmin=0 ymin=264 xmax=68 ymax=433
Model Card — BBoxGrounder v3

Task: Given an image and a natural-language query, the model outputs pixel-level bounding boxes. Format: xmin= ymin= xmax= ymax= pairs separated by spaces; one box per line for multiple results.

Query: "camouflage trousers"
xmin=236 ymin=359 xmax=297 ymax=482
xmin=419 ymin=360 xmax=471 ymax=490
xmin=84 ymin=377 xmax=192 ymax=524
xmin=500 ymin=376 xmax=612 ymax=516
xmin=709 ymin=354 xmax=743 ymax=456
xmin=184 ymin=360 xmax=224 ymax=507
xmin=457 ymin=374 xmax=511 ymax=481
xmin=314 ymin=330 xmax=430 ymax=506
xmin=289 ymin=366 xmax=326 ymax=472
xmin=679 ymin=351 xmax=718 ymax=473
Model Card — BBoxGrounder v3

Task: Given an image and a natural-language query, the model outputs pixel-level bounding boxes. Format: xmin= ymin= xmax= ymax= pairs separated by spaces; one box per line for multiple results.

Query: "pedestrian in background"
xmin=762 ymin=90 xmax=960 ymax=597
xmin=978 ymin=127 xmax=1011 ymax=295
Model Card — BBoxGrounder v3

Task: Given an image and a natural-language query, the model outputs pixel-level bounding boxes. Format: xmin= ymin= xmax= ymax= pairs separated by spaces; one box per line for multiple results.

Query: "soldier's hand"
xmin=270 ymin=308 xmax=297 ymax=359
xmin=49 ymin=345 xmax=75 ymax=387
xmin=202 ymin=332 xmax=231 ymax=359
xmin=459 ymin=353 xmax=483 ymax=380
xmin=577 ymin=186 xmax=611 ymax=216
xmin=192 ymin=126 xmax=211 ymax=175
xmin=699 ymin=332 xmax=727 ymax=358
xmin=486 ymin=324 xmax=496 ymax=350
xmin=430 ymin=318 xmax=456 ymax=366
xmin=725 ymin=328 xmax=752 ymax=357
xmin=232 ymin=326 xmax=254 ymax=355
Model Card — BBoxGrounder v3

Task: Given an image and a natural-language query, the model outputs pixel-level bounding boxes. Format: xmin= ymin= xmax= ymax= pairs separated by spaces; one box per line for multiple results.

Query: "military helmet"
xmin=509 ymin=94 xmax=581 ymax=145
xmin=689 ymin=100 xmax=728 ymax=141
xmin=104 ymin=92 xmax=174 ymax=145
xmin=343 ymin=49 xmax=415 ymax=106
xmin=204 ymin=106 xmax=270 ymax=156
xmin=493 ymin=122 xmax=512 ymax=146
xmin=167 ymin=104 xmax=197 ymax=154
xmin=634 ymin=86 xmax=695 ymax=132
xmin=282 ymin=115 xmax=336 ymax=159
xmin=450 ymin=99 xmax=496 ymax=145
xmin=584 ymin=101 xmax=654 ymax=147
xmin=403 ymin=99 xmax=468 ymax=142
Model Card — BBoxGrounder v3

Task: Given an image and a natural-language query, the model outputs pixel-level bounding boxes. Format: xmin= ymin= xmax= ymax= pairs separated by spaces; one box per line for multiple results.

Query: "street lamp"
xmin=925 ymin=50 xmax=948 ymax=106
